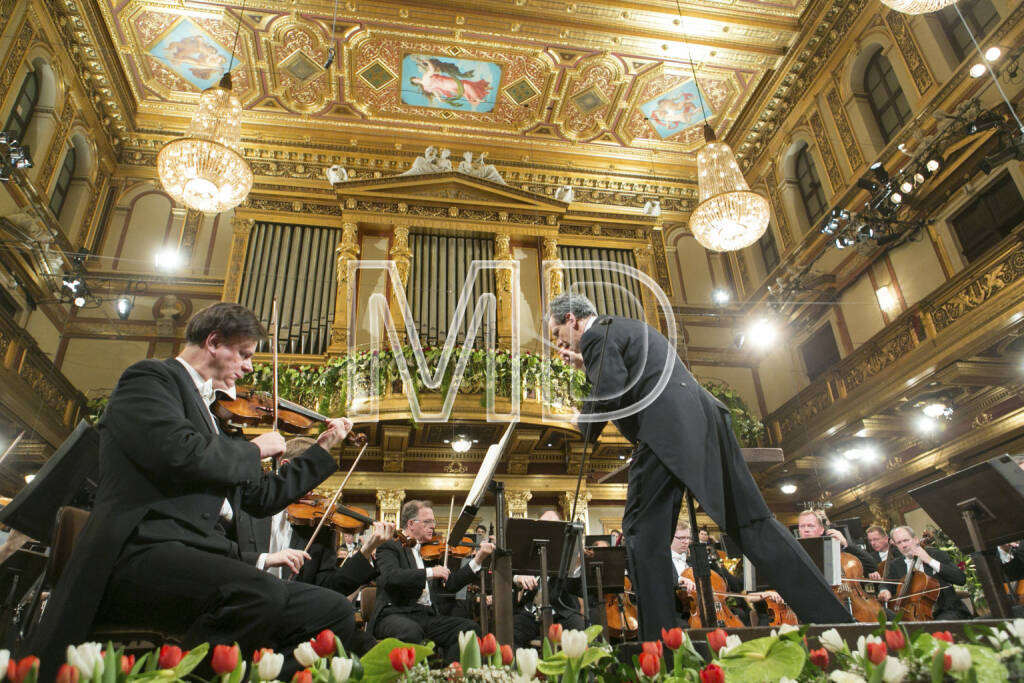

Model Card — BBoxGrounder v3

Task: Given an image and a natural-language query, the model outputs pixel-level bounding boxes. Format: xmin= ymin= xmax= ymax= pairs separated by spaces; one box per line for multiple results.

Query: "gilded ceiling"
xmin=82 ymin=0 xmax=813 ymax=166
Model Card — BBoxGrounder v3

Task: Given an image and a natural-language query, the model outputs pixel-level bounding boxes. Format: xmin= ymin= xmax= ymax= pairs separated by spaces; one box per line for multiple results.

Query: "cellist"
xmin=877 ymin=525 xmax=972 ymax=620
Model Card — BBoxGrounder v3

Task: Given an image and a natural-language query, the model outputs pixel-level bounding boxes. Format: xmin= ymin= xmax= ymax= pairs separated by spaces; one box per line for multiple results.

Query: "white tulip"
xmin=720 ymin=634 xmax=743 ymax=656
xmin=821 ymin=628 xmax=846 ymax=653
xmin=330 ymin=657 xmax=353 ymax=682
xmin=512 ymin=674 xmax=538 ymax=683
xmin=257 ymin=652 xmax=284 ymax=681
xmin=66 ymin=642 xmax=104 ymax=679
xmin=561 ymin=629 xmax=588 ymax=659
xmin=829 ymin=671 xmax=867 ymax=683
xmin=778 ymin=623 xmax=800 ymax=636
xmin=881 ymin=656 xmax=908 ymax=683
xmin=515 ymin=647 xmax=539 ymax=678
xmin=780 ymin=678 xmax=800 ymax=683
xmin=1010 ymin=618 xmax=1024 ymax=640
xmin=0 ymin=650 xmax=9 ymax=680
xmin=458 ymin=630 xmax=476 ymax=655
xmin=856 ymin=634 xmax=882 ymax=659
xmin=293 ymin=642 xmax=318 ymax=668
xmin=946 ymin=644 xmax=971 ymax=672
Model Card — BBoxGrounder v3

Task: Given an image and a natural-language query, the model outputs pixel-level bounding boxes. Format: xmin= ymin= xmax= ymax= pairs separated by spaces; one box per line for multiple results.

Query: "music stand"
xmin=0 ymin=421 xmax=99 ymax=545
xmin=507 ymin=518 xmax=570 ymax=635
xmin=909 ymin=453 xmax=1024 ymax=619
xmin=585 ymin=534 xmax=612 ymax=546
xmin=584 ymin=545 xmax=628 ymax=641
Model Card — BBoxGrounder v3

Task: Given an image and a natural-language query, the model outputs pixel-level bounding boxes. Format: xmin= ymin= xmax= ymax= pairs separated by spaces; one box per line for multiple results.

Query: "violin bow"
xmin=443 ymin=495 xmax=455 ymax=567
xmin=270 ymin=296 xmax=279 ymax=434
xmin=300 ymin=437 xmax=370 ymax=556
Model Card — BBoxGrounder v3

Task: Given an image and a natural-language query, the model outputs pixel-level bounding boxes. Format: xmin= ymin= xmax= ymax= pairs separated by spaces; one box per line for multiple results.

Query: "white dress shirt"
xmin=410 ymin=543 xmax=483 ymax=606
xmin=256 ymin=510 xmax=293 ymax=579
xmin=906 ymin=555 xmax=941 ymax=575
xmin=671 ymin=551 xmax=688 ymax=584
xmin=878 ymin=549 xmax=889 ymax=562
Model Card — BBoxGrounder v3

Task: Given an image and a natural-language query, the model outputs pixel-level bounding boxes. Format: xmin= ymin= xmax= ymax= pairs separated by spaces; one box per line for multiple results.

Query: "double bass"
xmin=834 ymin=552 xmax=886 ymax=622
xmin=678 ymin=567 xmax=744 ymax=629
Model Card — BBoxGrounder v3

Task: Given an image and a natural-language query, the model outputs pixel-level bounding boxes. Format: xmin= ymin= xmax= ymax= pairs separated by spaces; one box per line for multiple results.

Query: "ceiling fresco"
xmin=88 ymin=0 xmax=811 ymax=161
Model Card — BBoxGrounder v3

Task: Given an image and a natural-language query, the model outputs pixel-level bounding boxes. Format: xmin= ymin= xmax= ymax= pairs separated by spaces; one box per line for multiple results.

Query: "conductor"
xmin=546 ymin=292 xmax=853 ymax=638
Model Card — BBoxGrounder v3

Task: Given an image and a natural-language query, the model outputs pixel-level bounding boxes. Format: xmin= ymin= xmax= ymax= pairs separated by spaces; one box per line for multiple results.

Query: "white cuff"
xmin=256 ymin=553 xmax=268 ymax=570
xmin=928 ymin=558 xmax=941 ymax=574
xmin=469 ymin=558 xmax=482 ymax=573
xmin=425 ymin=567 xmax=434 ymax=579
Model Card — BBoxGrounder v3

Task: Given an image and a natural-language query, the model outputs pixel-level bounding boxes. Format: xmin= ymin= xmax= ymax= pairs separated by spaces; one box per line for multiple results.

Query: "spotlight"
xmin=890 ymin=192 xmax=903 ymax=205
xmin=0 ymin=132 xmax=10 ymax=145
xmin=985 ymin=46 xmax=1002 ymax=61
xmin=875 ymin=285 xmax=898 ymax=312
xmin=857 ymin=224 xmax=875 ymax=240
xmin=925 ymin=155 xmax=943 ymax=174
xmin=869 ymin=161 xmax=889 ymax=182
xmin=922 ymin=402 xmax=953 ymax=419
xmin=732 ymin=332 xmax=746 ymax=350
xmin=9 ymin=145 xmax=32 ymax=169
xmin=780 ymin=483 xmax=797 ymax=495
xmin=900 ymin=180 xmax=914 ymax=194
xmin=835 ymin=234 xmax=856 ymax=249
xmin=115 ymin=295 xmax=133 ymax=320
xmin=747 ymin=319 xmax=778 ymax=349
xmin=154 ymin=248 xmax=182 ymax=272
xmin=843 ymin=446 xmax=879 ymax=462
xmin=711 ymin=289 xmax=731 ymax=306
xmin=832 ymin=459 xmax=851 ymax=475
xmin=915 ymin=415 xmax=938 ymax=434
xmin=0 ymin=166 xmax=9 ymax=182
xmin=24 ymin=474 xmax=35 ymax=484
xmin=970 ymin=63 xmax=987 ymax=78
xmin=967 ymin=112 xmax=1002 ymax=134
xmin=451 ymin=434 xmax=472 ymax=453
xmin=913 ymin=171 xmax=925 ymax=185
xmin=73 ymin=295 xmax=86 ymax=308
xmin=62 ymin=276 xmax=81 ymax=293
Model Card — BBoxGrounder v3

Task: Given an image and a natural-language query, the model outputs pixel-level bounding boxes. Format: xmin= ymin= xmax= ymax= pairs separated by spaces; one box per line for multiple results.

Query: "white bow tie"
xmin=198 ymin=378 xmax=215 ymax=405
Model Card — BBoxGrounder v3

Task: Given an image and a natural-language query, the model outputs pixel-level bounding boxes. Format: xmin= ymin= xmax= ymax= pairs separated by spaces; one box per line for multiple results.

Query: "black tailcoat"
xmin=883 ymin=548 xmax=971 ymax=619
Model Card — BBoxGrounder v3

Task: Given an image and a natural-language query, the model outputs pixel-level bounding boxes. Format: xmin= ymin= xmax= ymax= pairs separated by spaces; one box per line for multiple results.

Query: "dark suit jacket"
xmin=578 ymin=316 xmax=771 ymax=530
xmin=1000 ymin=543 xmax=1024 ymax=582
xmin=26 ymin=358 xmax=337 ymax=675
xmin=869 ymin=547 xmax=903 ymax=568
xmin=844 ymin=543 xmax=878 ymax=575
xmin=882 ymin=547 xmax=969 ymax=617
xmin=368 ymin=540 xmax=479 ymax=632
xmin=235 ymin=511 xmax=377 ymax=594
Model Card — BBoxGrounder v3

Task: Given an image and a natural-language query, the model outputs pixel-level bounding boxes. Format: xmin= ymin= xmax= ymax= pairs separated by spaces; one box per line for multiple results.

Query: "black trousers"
xmin=100 ymin=541 xmax=353 ymax=677
xmin=623 ymin=445 xmax=853 ymax=640
xmin=373 ymin=606 xmax=479 ymax=663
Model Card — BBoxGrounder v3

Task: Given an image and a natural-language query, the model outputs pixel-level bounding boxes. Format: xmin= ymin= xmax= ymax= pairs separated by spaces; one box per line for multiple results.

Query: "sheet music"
xmin=464 ymin=423 xmax=515 ymax=510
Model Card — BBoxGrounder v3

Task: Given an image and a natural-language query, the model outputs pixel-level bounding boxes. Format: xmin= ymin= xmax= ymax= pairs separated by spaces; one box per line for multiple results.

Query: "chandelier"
xmin=689 ymin=124 xmax=771 ymax=252
xmin=157 ymin=72 xmax=252 ymax=214
xmin=879 ymin=0 xmax=958 ymax=13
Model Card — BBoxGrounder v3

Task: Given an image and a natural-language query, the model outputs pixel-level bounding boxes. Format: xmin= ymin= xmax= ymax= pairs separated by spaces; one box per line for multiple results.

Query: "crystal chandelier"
xmin=879 ymin=0 xmax=958 ymax=13
xmin=689 ymin=124 xmax=771 ymax=252
xmin=157 ymin=72 xmax=252 ymax=214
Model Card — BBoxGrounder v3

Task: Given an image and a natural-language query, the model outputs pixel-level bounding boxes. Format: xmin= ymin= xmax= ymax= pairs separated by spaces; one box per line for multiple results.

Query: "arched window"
xmin=49 ymin=146 xmax=76 ymax=218
xmin=864 ymin=51 xmax=911 ymax=143
xmin=758 ymin=228 xmax=779 ymax=273
xmin=4 ymin=71 xmax=39 ymax=143
xmin=937 ymin=0 xmax=999 ymax=64
xmin=795 ymin=144 xmax=828 ymax=224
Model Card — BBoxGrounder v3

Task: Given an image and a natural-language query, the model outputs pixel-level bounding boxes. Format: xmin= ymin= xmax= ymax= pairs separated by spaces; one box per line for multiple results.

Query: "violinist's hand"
xmin=825 ymin=528 xmax=848 ymax=548
xmin=252 ymin=431 xmax=286 ymax=459
xmin=515 ymin=574 xmax=539 ymax=591
xmin=362 ymin=521 xmax=394 ymax=559
xmin=868 ymin=571 xmax=882 ymax=581
xmin=265 ymin=548 xmax=310 ymax=574
xmin=475 ymin=540 xmax=495 ymax=564
xmin=431 ymin=565 xmax=451 ymax=581
xmin=877 ymin=589 xmax=892 ymax=602
xmin=679 ymin=576 xmax=696 ymax=592
xmin=317 ymin=417 xmax=353 ymax=450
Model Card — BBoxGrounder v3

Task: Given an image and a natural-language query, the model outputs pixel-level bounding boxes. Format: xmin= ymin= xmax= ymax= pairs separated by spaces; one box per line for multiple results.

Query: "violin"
xmin=287 ymin=496 xmax=371 ymax=533
xmin=214 ymin=387 xmax=368 ymax=446
xmin=834 ymin=552 xmax=886 ymax=622
xmin=889 ymin=557 xmax=940 ymax=621
xmin=419 ymin=534 xmax=477 ymax=562
xmin=604 ymin=576 xmax=639 ymax=640
xmin=754 ymin=592 xmax=799 ymax=627
xmin=678 ymin=567 xmax=744 ymax=629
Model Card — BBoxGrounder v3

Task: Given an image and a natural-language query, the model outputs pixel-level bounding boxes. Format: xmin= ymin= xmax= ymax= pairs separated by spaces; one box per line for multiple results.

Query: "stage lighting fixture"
xmin=0 ymin=132 xmax=9 ymax=145
xmin=856 ymin=177 xmax=880 ymax=192
xmin=62 ymin=276 xmax=81 ymax=293
xmin=970 ymin=63 xmax=987 ymax=78
xmin=857 ymin=224 xmax=875 ymax=240
xmin=780 ymin=483 xmax=797 ymax=495
xmin=890 ymin=192 xmax=903 ymax=205
xmin=967 ymin=113 xmax=1002 ymax=134
xmin=869 ymin=161 xmax=889 ymax=182
xmin=73 ymin=295 xmax=86 ymax=308
xmin=913 ymin=171 xmax=926 ymax=185
xmin=835 ymin=234 xmax=856 ymax=249
xmin=985 ymin=46 xmax=1002 ymax=61
xmin=900 ymin=180 xmax=914 ymax=194
xmin=711 ymin=288 xmax=731 ymax=306
xmin=115 ymin=296 xmax=134 ymax=320
xmin=9 ymin=145 xmax=32 ymax=169
xmin=925 ymin=155 xmax=943 ymax=173
xmin=874 ymin=232 xmax=901 ymax=246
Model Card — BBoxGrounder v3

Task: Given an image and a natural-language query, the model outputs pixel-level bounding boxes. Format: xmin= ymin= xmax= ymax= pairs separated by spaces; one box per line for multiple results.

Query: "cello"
xmin=888 ymin=557 xmax=940 ymax=621
xmin=678 ymin=567 xmax=744 ymax=628
xmin=604 ymin=577 xmax=639 ymax=640
xmin=834 ymin=552 xmax=887 ymax=622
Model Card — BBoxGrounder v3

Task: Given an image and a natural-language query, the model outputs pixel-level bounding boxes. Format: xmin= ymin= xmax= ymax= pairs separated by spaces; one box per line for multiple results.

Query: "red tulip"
xmin=661 ymin=627 xmax=684 ymax=650
xmin=158 ymin=645 xmax=184 ymax=669
xmin=932 ymin=631 xmax=954 ymax=643
xmin=312 ymin=628 xmax=336 ymax=657
xmin=389 ymin=646 xmax=416 ymax=672
xmin=638 ymin=651 xmax=660 ymax=677
xmin=448 ymin=662 xmax=463 ymax=677
xmin=479 ymin=633 xmax=498 ymax=657
xmin=884 ymin=629 xmax=906 ymax=651
xmin=211 ymin=644 xmax=240 ymax=675
xmin=707 ymin=628 xmax=728 ymax=653
xmin=253 ymin=648 xmax=272 ymax=663
xmin=548 ymin=623 xmax=563 ymax=643
xmin=120 ymin=654 xmax=135 ymax=675
xmin=9 ymin=657 xmax=39 ymax=683
xmin=641 ymin=641 xmax=663 ymax=658
xmin=699 ymin=662 xmax=725 ymax=683
xmin=292 ymin=670 xmax=313 ymax=683
xmin=943 ymin=653 xmax=952 ymax=671
xmin=56 ymin=664 xmax=78 ymax=683
xmin=809 ymin=647 xmax=829 ymax=668
xmin=866 ymin=641 xmax=887 ymax=665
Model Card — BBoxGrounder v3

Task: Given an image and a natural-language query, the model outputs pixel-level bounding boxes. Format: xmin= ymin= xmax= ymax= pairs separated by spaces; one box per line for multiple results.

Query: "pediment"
xmin=332 ymin=172 xmax=568 ymax=212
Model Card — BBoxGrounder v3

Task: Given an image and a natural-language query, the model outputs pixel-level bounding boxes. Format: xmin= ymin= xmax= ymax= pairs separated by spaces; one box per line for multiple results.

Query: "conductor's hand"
xmin=515 ymin=575 xmax=539 ymax=591
xmin=877 ymin=589 xmax=892 ymax=602
xmin=317 ymin=417 xmax=353 ymax=450
xmin=431 ymin=565 xmax=451 ymax=581
xmin=252 ymin=431 xmax=286 ymax=459
xmin=868 ymin=571 xmax=882 ymax=581
xmin=474 ymin=540 xmax=495 ymax=564
xmin=825 ymin=528 xmax=848 ymax=548
xmin=265 ymin=548 xmax=310 ymax=574
xmin=362 ymin=521 xmax=395 ymax=558
xmin=556 ymin=342 xmax=585 ymax=370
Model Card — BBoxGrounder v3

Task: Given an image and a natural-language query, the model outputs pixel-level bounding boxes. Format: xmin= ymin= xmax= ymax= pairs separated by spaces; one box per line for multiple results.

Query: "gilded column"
xmin=632 ymin=244 xmax=660 ymax=331
xmin=388 ymin=225 xmax=413 ymax=346
xmin=505 ymin=489 xmax=533 ymax=519
xmin=558 ymin=490 xmax=592 ymax=529
xmin=221 ymin=216 xmax=254 ymax=303
xmin=542 ymin=236 xmax=563 ymax=297
xmin=328 ymin=222 xmax=360 ymax=355
xmin=376 ymin=488 xmax=406 ymax=525
xmin=494 ymin=233 xmax=516 ymax=348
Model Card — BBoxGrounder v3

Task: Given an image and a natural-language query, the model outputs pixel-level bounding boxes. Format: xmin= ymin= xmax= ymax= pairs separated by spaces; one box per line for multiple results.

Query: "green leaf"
xmin=226 ymin=647 xmax=247 ymax=683
xmin=357 ymin=638 xmax=433 ymax=683
xmin=174 ymin=643 xmax=209 ymax=678
xmin=578 ymin=646 xmax=609 ymax=670
xmin=537 ymin=651 xmax=568 ymax=676
xmin=459 ymin=633 xmax=481 ymax=671
xmin=584 ymin=624 xmax=604 ymax=643
xmin=542 ymin=637 xmax=554 ymax=660
xmin=129 ymin=653 xmax=148 ymax=676
xmin=931 ymin=648 xmax=947 ymax=683
xmin=716 ymin=636 xmax=806 ymax=683
xmin=867 ymin=658 xmax=885 ymax=683
xmin=950 ymin=644 xmax=1008 ymax=683
xmin=100 ymin=642 xmax=117 ymax=683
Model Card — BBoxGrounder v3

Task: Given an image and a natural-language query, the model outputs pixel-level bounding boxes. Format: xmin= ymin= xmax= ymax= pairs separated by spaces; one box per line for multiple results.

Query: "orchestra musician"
xmin=547 ymin=293 xmax=853 ymax=639
xmin=865 ymin=525 xmax=901 ymax=581
xmin=25 ymin=303 xmax=356 ymax=680
xmin=369 ymin=500 xmax=494 ymax=663
xmin=877 ymin=525 xmax=972 ymax=621
xmin=797 ymin=510 xmax=878 ymax=574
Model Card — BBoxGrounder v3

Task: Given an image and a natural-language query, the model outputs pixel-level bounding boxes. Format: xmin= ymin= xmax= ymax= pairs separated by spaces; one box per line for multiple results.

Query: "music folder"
xmin=743 ymin=536 xmax=841 ymax=591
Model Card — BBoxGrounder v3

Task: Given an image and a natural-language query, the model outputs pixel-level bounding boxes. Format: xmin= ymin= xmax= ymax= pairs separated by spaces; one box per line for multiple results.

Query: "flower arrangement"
xmin=22 ymin=617 xmax=1024 ymax=683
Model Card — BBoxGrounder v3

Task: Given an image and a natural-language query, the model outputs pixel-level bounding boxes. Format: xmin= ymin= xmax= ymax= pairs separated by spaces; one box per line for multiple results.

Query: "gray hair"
xmin=547 ymin=292 xmax=598 ymax=324
xmin=400 ymin=499 xmax=432 ymax=528
xmin=891 ymin=525 xmax=916 ymax=539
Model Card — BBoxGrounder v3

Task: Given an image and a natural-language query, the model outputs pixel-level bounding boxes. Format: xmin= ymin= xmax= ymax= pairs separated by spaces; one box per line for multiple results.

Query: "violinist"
xmin=877 ymin=526 xmax=971 ymax=620
xmin=24 ymin=303 xmax=356 ymax=681
xmin=369 ymin=500 xmax=494 ymax=663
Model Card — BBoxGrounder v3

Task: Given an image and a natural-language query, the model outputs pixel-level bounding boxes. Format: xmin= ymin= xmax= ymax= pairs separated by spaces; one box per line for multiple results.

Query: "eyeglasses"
xmin=413 ymin=518 xmax=436 ymax=525
xmin=673 ymin=535 xmax=687 ymax=541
